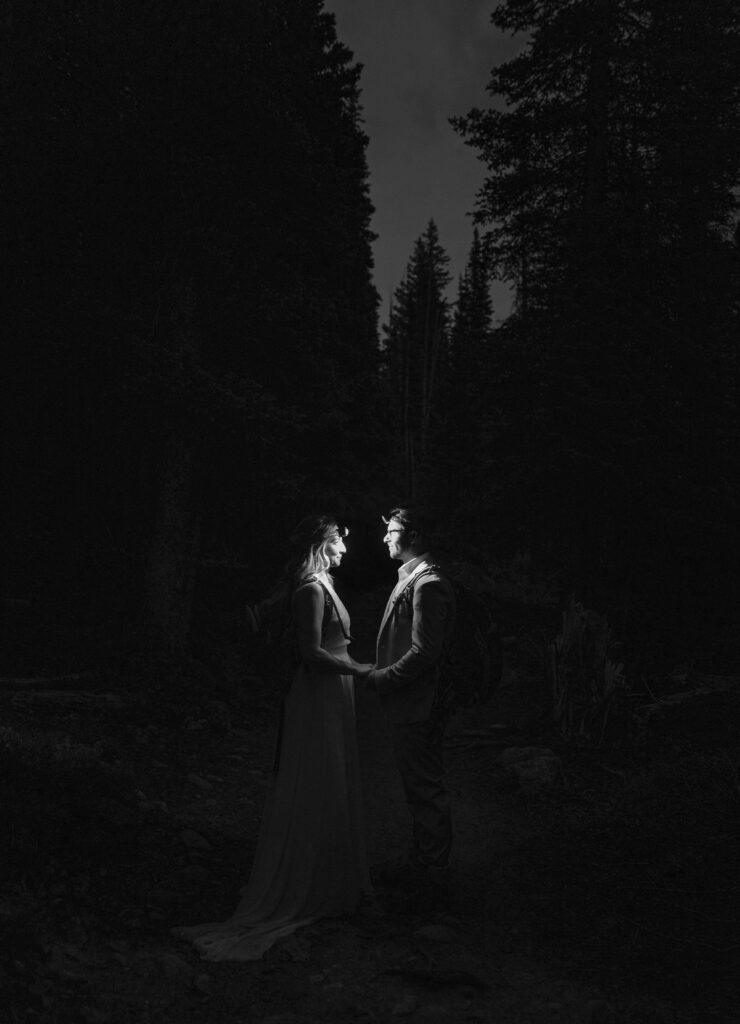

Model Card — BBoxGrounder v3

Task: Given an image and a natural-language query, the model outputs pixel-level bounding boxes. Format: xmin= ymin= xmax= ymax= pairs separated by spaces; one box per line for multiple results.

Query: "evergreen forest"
xmin=3 ymin=2 xmax=740 ymax=1020
xmin=4 ymin=0 xmax=739 ymax=670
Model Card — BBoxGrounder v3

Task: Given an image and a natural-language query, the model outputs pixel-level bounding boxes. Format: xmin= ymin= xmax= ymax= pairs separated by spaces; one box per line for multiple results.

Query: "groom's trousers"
xmin=390 ymin=706 xmax=452 ymax=872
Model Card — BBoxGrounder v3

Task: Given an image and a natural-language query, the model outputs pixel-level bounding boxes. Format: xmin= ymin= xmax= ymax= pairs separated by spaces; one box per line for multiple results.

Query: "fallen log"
xmin=0 ymin=672 xmax=96 ymax=692
xmin=634 ymin=675 xmax=740 ymax=743
xmin=383 ymin=967 xmax=491 ymax=991
xmin=10 ymin=690 xmax=124 ymax=710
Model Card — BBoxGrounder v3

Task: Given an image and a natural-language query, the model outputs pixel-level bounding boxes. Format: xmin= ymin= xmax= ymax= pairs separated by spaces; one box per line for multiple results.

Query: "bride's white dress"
xmin=172 ymin=578 xmax=369 ymax=961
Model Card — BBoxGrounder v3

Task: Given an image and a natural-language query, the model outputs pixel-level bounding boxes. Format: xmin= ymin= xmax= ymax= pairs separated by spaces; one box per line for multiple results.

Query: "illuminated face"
xmin=325 ymin=530 xmax=347 ymax=568
xmin=383 ymin=518 xmax=408 ymax=561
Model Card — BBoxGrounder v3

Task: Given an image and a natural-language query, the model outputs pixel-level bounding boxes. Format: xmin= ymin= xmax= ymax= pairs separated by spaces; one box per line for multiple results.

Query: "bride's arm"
xmin=293 ymin=582 xmax=367 ymax=676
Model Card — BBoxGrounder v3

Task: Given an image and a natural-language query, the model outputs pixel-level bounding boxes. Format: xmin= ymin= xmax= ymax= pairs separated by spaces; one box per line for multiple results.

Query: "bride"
xmin=172 ymin=515 xmax=373 ymax=961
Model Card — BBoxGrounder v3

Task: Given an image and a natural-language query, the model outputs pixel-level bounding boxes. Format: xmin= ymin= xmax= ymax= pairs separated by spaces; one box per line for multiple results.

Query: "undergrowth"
xmin=487 ymin=745 xmax=740 ymax=1011
xmin=0 ymin=726 xmax=141 ymax=884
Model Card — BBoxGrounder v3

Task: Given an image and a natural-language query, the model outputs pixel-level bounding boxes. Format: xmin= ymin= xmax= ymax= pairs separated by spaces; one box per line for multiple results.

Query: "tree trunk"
xmin=402 ymin=309 xmax=415 ymax=498
xmin=140 ymin=280 xmax=201 ymax=655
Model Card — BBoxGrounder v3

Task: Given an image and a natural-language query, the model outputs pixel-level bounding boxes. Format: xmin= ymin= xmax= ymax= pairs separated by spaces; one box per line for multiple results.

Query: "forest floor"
xmin=3 ymin=583 xmax=740 ymax=1024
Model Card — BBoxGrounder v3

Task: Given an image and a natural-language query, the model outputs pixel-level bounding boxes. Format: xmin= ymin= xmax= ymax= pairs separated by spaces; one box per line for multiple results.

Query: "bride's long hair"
xmin=283 ymin=514 xmax=345 ymax=585
xmin=248 ymin=515 xmax=345 ymax=639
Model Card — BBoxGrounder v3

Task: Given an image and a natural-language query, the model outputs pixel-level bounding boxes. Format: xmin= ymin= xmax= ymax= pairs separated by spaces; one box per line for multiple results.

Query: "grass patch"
xmin=487 ymin=746 xmax=740 ymax=1010
xmin=0 ymin=725 xmax=140 ymax=884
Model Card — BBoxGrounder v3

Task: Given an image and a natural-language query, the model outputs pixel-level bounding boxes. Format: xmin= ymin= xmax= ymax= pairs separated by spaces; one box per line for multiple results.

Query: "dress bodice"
xmin=317 ymin=574 xmax=352 ymax=653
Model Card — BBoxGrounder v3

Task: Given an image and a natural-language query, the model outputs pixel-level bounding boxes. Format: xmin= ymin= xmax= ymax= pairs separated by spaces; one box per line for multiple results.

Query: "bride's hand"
xmin=352 ymin=662 xmax=374 ymax=679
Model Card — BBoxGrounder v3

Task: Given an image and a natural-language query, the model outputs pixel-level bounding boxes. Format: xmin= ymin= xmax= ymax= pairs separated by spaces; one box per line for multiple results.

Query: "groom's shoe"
xmin=374 ymin=859 xmax=452 ymax=915
xmin=371 ymin=858 xmax=426 ymax=889
xmin=350 ymin=891 xmax=389 ymax=931
xmin=381 ymin=875 xmax=452 ymax=916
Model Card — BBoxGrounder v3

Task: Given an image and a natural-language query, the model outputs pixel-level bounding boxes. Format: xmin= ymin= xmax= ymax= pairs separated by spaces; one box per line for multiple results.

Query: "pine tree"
xmin=453 ymin=0 xmax=740 ymax=326
xmin=424 ymin=229 xmax=500 ymax=530
xmin=452 ymin=0 xmax=740 ymax=627
xmin=382 ymin=221 xmax=451 ymax=498
xmin=3 ymin=0 xmax=380 ymax=653
xmin=449 ymin=229 xmax=495 ymax=401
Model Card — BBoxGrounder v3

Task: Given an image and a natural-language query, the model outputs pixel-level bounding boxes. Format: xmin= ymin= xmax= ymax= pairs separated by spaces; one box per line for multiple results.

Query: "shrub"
xmin=0 ymin=726 xmax=139 ymax=883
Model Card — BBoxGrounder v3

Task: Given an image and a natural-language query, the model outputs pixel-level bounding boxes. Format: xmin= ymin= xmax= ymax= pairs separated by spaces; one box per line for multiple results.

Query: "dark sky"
xmin=325 ymin=0 xmax=521 ymax=322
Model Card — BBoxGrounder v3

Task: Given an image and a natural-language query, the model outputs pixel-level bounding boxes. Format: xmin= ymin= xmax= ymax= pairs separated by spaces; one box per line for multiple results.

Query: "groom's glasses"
xmin=381 ymin=515 xmax=410 ymax=539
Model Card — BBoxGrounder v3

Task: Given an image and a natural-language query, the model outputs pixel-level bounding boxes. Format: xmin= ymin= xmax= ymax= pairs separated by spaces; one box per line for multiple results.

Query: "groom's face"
xmin=383 ymin=518 xmax=409 ymax=561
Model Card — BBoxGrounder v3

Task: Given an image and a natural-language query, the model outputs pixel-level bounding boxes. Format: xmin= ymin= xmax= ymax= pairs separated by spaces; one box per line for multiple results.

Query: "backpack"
xmin=395 ymin=561 xmax=503 ymax=713
xmin=248 ymin=576 xmax=348 ymax=773
xmin=246 ymin=576 xmax=345 ymax=693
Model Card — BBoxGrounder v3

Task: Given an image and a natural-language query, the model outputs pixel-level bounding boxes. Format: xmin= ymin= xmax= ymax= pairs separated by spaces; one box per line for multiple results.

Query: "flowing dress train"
xmin=172 ymin=579 xmax=369 ymax=961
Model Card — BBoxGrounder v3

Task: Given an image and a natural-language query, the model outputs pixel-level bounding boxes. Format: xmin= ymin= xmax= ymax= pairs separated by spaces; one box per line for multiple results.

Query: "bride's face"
xmin=324 ymin=531 xmax=347 ymax=568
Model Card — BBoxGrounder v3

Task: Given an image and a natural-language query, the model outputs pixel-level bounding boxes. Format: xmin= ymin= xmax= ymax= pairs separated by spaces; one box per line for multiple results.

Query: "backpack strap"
xmin=393 ymin=563 xmax=455 ymax=659
xmin=305 ymin=575 xmax=351 ymax=643
xmin=393 ymin=564 xmax=443 ymax=617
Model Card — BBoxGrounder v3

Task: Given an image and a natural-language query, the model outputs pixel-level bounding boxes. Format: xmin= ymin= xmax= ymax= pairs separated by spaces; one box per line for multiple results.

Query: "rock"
xmin=463 ymin=1006 xmax=490 ymax=1022
xmin=354 ymin=898 xmax=388 ymax=924
xmin=106 ymin=939 xmax=129 ymax=953
xmin=80 ymin=1008 xmax=112 ymax=1024
xmin=497 ymin=746 xmax=562 ymax=794
xmin=55 ymin=941 xmax=91 ymax=964
xmin=160 ymin=952 xmax=193 ymax=981
xmin=47 ymin=945 xmax=90 ymax=981
xmin=414 ymin=1006 xmax=455 ymax=1023
xmin=391 ymin=993 xmax=419 ymax=1015
xmin=513 ymin=756 xmax=562 ymax=794
xmin=207 ymin=701 xmax=232 ymax=730
xmin=323 ymin=982 xmax=356 ymax=1013
xmin=192 ymin=972 xmax=214 ymax=995
xmin=583 ymin=999 xmax=618 ymax=1024
xmin=173 ymin=864 xmax=209 ymax=886
xmin=65 ymin=918 xmax=89 ymax=946
xmin=187 ymin=773 xmax=214 ymax=792
xmin=148 ymin=888 xmax=182 ymax=907
xmin=94 ymin=797 xmax=139 ymax=827
xmin=498 ymin=745 xmax=555 ymax=765
xmin=179 ymin=828 xmax=213 ymax=851
xmin=432 ymin=913 xmax=461 ymax=928
xmin=282 ymin=935 xmax=311 ymax=962
xmin=413 ymin=924 xmax=458 ymax=943
xmin=70 ymin=875 xmax=92 ymax=896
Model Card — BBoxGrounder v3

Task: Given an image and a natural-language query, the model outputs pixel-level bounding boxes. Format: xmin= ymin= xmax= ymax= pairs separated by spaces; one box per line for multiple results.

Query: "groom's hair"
xmin=386 ymin=505 xmax=437 ymax=545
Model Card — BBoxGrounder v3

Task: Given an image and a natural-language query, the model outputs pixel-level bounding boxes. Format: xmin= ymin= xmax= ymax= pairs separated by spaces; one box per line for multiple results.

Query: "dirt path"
xmin=87 ymin=589 xmax=619 ymax=1024
xmin=15 ymin=586 xmax=717 ymax=1023
xmin=134 ymin=685 xmax=604 ymax=1024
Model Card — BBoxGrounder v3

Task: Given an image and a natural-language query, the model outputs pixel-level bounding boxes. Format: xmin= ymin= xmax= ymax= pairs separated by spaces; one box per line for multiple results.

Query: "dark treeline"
xmin=4 ymin=0 xmax=383 ymax=663
xmin=384 ymin=1 xmax=740 ymax=668
xmin=4 ymin=0 xmax=740 ymax=671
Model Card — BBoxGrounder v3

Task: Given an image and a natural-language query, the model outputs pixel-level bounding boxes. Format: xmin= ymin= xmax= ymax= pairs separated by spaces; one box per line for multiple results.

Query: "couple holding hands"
xmin=174 ymin=507 xmax=456 ymax=962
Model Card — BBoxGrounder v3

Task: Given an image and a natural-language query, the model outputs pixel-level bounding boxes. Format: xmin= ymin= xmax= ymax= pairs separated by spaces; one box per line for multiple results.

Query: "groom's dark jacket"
xmin=368 ymin=553 xmax=456 ymax=724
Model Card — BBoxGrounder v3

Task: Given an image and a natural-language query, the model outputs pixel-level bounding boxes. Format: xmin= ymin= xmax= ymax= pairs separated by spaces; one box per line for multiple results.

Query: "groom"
xmin=366 ymin=506 xmax=456 ymax=906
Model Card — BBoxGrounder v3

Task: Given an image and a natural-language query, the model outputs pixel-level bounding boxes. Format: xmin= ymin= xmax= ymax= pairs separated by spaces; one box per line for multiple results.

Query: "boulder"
xmin=498 ymin=746 xmax=563 ymax=794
